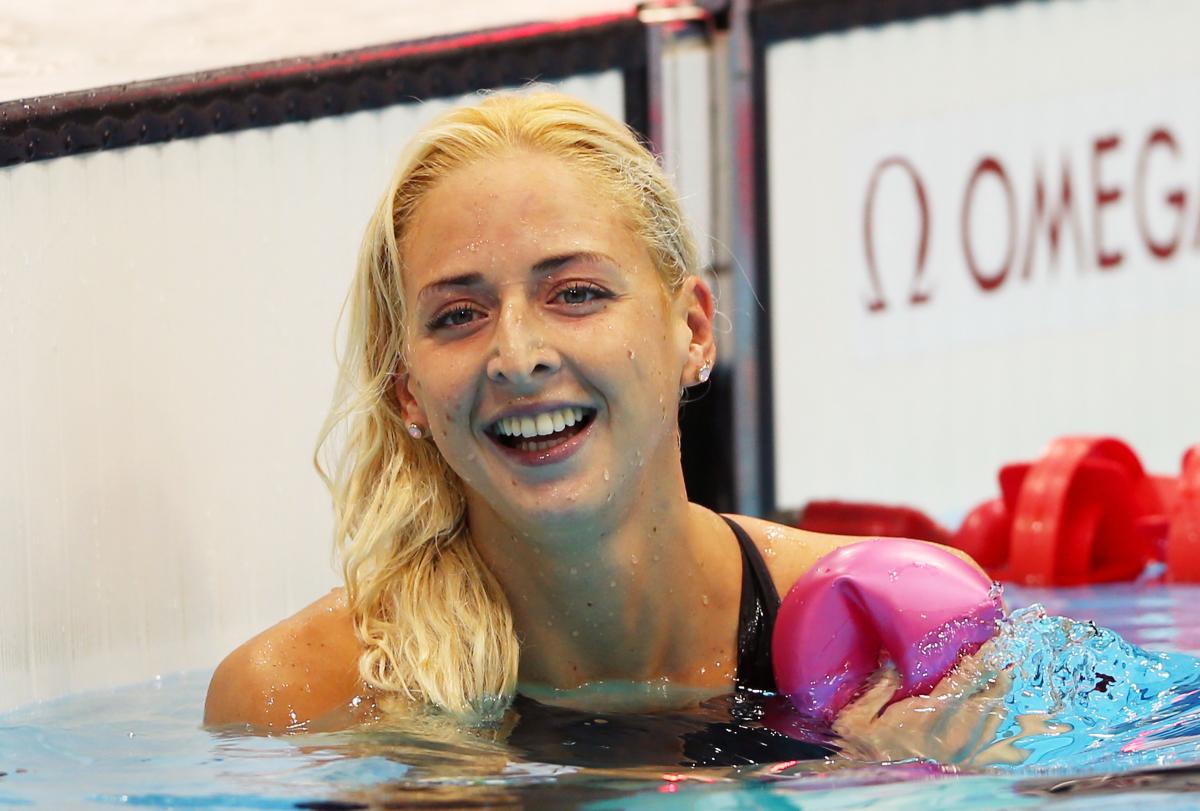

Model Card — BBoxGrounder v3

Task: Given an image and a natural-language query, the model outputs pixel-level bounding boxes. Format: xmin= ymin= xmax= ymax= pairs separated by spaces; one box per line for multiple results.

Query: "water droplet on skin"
xmin=546 ymin=619 xmax=554 ymax=627
xmin=609 ymin=581 xmax=616 ymax=588
xmin=701 ymin=594 xmax=710 ymax=606
xmin=630 ymin=555 xmax=639 ymax=565
xmin=603 ymin=469 xmax=610 ymax=481
xmin=569 ymin=567 xmax=578 ymax=576
xmin=627 ymin=349 xmax=636 ymax=360
xmin=571 ymin=630 xmax=580 ymax=637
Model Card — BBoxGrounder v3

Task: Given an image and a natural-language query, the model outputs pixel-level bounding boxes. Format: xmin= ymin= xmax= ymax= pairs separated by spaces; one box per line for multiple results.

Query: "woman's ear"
xmin=393 ymin=367 xmax=428 ymax=431
xmin=674 ymin=275 xmax=717 ymax=387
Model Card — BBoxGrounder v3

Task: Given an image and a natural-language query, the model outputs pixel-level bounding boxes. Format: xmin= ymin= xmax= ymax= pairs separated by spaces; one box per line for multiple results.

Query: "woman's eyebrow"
xmin=418 ymin=252 xmax=619 ymax=301
xmin=417 ymin=272 xmax=484 ymax=302
xmin=531 ymin=251 xmax=617 ymax=276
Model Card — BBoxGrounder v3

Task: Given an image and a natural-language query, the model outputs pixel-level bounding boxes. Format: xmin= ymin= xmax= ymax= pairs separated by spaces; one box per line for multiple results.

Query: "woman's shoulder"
xmin=719 ymin=513 xmax=858 ymax=595
xmin=720 ymin=513 xmax=987 ymax=596
xmin=203 ymin=587 xmax=369 ymax=731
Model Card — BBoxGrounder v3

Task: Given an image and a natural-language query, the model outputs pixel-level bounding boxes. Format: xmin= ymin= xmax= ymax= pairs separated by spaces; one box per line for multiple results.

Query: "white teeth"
xmin=493 ymin=407 xmax=590 ymax=439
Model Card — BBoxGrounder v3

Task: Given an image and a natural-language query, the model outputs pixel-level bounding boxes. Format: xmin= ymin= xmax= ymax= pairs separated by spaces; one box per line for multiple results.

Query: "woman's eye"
xmin=428 ymin=306 xmax=483 ymax=331
xmin=554 ymin=283 xmax=609 ymax=306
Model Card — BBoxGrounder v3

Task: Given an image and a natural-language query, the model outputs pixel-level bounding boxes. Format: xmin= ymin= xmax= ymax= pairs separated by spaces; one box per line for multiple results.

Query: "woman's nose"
xmin=486 ymin=303 xmax=560 ymax=387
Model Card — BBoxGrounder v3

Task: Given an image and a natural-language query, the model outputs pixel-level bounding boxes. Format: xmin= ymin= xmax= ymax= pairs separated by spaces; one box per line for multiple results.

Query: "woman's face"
xmin=396 ymin=149 xmax=711 ymax=529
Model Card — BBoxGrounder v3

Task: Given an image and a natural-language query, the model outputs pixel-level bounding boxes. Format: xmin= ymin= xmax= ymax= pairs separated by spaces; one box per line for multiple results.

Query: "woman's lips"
xmin=487 ymin=414 xmax=594 ymax=466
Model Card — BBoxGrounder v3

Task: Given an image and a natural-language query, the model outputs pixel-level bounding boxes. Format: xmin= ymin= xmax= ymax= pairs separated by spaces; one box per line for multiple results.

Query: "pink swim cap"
xmin=772 ymin=539 xmax=1002 ymax=721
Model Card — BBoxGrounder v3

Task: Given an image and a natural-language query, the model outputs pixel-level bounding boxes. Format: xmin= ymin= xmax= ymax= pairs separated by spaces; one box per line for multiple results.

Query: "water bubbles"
xmin=966 ymin=605 xmax=1200 ymax=769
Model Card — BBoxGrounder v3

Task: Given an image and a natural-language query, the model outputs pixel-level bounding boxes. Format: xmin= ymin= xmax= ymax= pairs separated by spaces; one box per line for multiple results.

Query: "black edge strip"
xmin=748 ymin=0 xmax=1026 ymax=515
xmin=750 ymin=17 xmax=777 ymax=517
xmin=752 ymin=0 xmax=1028 ymax=47
xmin=621 ymin=41 xmax=651 ymax=148
xmin=0 ymin=14 xmax=647 ymax=168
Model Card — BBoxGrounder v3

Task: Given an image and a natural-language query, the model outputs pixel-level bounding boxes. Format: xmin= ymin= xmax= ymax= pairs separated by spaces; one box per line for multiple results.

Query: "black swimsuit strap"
xmin=722 ymin=516 xmax=781 ymax=692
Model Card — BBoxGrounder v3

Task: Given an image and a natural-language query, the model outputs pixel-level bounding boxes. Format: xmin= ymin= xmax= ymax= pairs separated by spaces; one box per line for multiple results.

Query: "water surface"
xmin=3 ymin=583 xmax=1200 ymax=809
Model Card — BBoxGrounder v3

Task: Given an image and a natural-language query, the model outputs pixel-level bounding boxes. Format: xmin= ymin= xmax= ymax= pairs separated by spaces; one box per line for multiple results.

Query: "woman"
xmin=203 ymin=92 xmax=992 ymax=748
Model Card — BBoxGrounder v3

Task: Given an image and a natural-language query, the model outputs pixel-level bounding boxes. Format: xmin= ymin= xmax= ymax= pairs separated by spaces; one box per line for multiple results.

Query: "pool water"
xmin=3 ymin=583 xmax=1200 ymax=810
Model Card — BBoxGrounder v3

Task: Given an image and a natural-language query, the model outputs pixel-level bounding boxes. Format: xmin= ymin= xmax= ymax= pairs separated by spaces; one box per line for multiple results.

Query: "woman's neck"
xmin=466 ymin=489 xmax=742 ymax=700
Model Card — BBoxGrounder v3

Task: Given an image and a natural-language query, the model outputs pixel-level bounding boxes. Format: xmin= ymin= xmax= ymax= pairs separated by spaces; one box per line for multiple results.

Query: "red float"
xmin=781 ymin=435 xmax=1199 ymax=587
xmin=1166 ymin=445 xmax=1200 ymax=582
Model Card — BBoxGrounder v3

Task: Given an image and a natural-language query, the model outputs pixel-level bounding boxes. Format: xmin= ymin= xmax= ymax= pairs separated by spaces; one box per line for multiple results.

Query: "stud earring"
xmin=407 ymin=423 xmax=425 ymax=439
xmin=697 ymin=361 xmax=711 ymax=384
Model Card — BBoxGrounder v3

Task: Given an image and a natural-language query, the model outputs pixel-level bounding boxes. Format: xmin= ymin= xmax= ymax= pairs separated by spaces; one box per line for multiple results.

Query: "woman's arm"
xmin=735 ymin=516 xmax=1014 ymax=763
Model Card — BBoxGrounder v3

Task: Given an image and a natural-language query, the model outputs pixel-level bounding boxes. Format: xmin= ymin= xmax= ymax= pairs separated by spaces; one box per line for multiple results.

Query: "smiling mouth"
xmin=488 ymin=406 xmax=597 ymax=453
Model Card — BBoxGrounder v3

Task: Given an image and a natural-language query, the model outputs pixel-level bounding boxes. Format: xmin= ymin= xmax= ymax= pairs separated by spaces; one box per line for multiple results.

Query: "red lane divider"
xmin=1003 ymin=437 xmax=1159 ymax=586
xmin=783 ymin=436 xmax=1200 ymax=585
xmin=1167 ymin=445 xmax=1200 ymax=582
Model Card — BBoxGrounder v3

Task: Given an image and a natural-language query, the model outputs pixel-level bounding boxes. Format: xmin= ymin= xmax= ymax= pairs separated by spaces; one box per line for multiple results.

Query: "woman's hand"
xmin=832 ymin=644 xmax=1026 ymax=766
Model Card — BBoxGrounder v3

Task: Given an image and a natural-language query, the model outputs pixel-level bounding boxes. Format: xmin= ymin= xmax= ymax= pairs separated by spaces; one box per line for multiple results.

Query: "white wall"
xmin=0 ymin=72 xmax=624 ymax=710
xmin=0 ymin=0 xmax=636 ymax=100
xmin=766 ymin=0 xmax=1200 ymax=519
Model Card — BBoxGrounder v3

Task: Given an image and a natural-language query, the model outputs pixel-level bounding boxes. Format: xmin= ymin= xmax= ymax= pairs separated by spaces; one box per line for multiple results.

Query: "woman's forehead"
xmin=402 ymin=151 xmax=647 ymax=289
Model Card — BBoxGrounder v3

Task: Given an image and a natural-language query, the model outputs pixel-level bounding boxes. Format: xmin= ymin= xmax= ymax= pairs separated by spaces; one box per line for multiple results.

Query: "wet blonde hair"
xmin=316 ymin=91 xmax=699 ymax=718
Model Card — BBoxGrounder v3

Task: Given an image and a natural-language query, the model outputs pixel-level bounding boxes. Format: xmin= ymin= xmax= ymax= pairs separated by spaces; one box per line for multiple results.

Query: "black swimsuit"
xmin=725 ymin=515 xmax=781 ymax=693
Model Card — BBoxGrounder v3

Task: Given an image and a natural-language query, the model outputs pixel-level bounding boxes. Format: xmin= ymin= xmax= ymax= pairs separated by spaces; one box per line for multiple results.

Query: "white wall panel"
xmin=765 ymin=0 xmax=1200 ymax=519
xmin=0 ymin=0 xmax=637 ymax=101
xmin=0 ymin=71 xmax=624 ymax=710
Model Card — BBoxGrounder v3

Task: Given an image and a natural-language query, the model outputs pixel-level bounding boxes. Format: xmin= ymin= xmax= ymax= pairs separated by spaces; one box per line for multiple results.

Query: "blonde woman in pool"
xmin=203 ymin=92 xmax=1003 ymax=760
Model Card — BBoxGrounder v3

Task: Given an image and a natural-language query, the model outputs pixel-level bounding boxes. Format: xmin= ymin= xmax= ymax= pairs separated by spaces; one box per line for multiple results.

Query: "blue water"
xmin=3 ymin=584 xmax=1200 ymax=809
